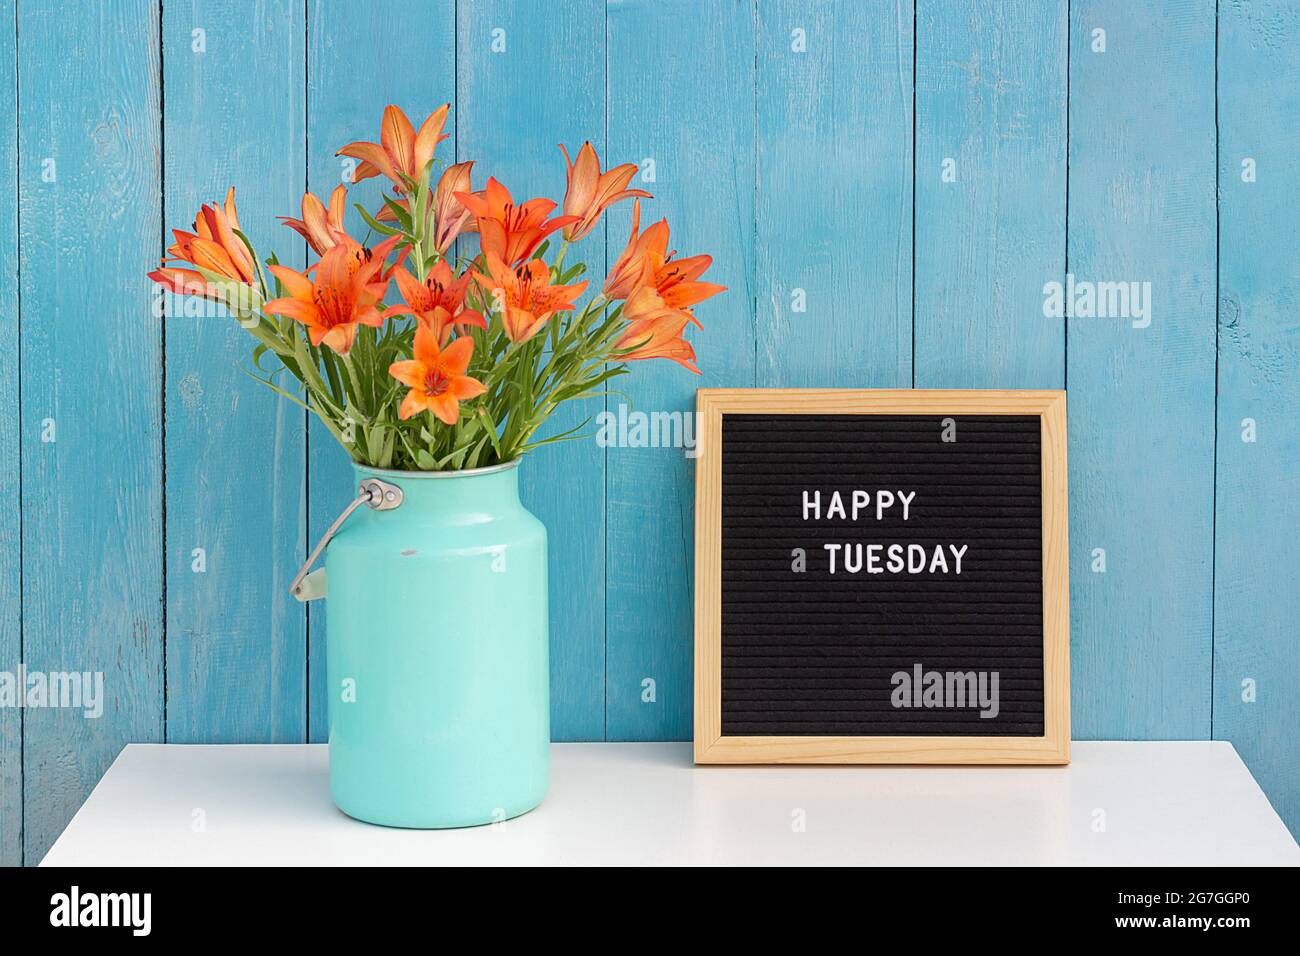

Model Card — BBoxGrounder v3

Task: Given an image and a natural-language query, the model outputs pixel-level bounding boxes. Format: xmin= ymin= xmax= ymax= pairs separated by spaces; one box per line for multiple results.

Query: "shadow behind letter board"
xmin=694 ymin=390 xmax=1070 ymax=765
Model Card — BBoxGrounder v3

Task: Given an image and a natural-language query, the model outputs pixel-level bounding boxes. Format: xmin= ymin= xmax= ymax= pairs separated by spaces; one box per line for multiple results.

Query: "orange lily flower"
xmin=149 ymin=187 xmax=256 ymax=301
xmin=456 ymin=177 xmax=578 ymax=266
xmin=430 ymin=160 xmax=477 ymax=249
xmin=616 ymin=310 xmax=700 ymax=374
xmin=263 ymin=236 xmax=399 ymax=355
xmin=383 ymin=260 xmax=487 ymax=344
xmin=338 ymin=103 xmax=450 ymax=191
xmin=558 ymin=142 xmax=650 ymax=242
xmin=389 ymin=326 xmax=487 ymax=424
xmin=473 ymin=251 xmax=588 ymax=343
xmin=605 ymin=201 xmax=726 ymax=313
xmin=374 ymin=160 xmax=479 ymax=236
xmin=279 ymin=184 xmax=350 ymax=255
xmin=602 ymin=200 xmax=665 ymax=299
xmin=621 ymin=253 xmax=725 ymax=321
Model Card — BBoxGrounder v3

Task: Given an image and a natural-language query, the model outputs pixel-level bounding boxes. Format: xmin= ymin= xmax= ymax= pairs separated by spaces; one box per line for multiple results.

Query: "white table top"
xmin=41 ymin=741 xmax=1299 ymax=866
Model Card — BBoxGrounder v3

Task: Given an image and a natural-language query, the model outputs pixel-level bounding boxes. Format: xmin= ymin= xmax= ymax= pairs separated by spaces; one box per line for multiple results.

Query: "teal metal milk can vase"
xmin=291 ymin=459 xmax=549 ymax=828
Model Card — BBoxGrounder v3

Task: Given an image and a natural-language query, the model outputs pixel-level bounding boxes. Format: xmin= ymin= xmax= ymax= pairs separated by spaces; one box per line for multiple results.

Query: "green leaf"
xmin=412 ymin=163 xmax=431 ymax=233
xmin=355 ymin=203 xmax=403 ymax=237
xmin=557 ymin=261 xmax=587 ymax=284
xmin=252 ymin=343 xmax=272 ymax=371
xmin=519 ymin=415 xmax=593 ymax=453
xmin=232 ymin=227 xmax=272 ymax=297
xmin=189 ymin=263 xmax=265 ymax=316
xmin=382 ymin=197 xmax=413 ymax=231
xmin=476 ymin=405 xmax=505 ymax=459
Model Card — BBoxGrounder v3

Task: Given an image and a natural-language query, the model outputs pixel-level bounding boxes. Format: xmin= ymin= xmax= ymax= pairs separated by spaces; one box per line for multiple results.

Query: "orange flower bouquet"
xmin=149 ymin=104 xmax=725 ymax=471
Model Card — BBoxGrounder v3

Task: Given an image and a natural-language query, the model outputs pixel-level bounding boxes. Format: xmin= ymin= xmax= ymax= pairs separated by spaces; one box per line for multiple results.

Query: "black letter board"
xmin=694 ymin=390 xmax=1069 ymax=764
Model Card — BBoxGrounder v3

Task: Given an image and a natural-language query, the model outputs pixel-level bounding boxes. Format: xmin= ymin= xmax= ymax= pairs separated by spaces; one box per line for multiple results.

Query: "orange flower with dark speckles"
xmin=383 ymin=260 xmax=486 ymax=345
xmin=456 ymin=177 xmax=577 ymax=266
xmin=263 ymin=236 xmax=399 ymax=355
xmin=473 ymin=251 xmax=588 ymax=343
xmin=389 ymin=326 xmax=487 ymax=424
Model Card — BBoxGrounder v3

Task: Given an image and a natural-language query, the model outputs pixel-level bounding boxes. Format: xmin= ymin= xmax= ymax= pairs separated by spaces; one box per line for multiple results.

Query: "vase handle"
xmin=294 ymin=567 xmax=328 ymax=601
xmin=289 ymin=477 xmax=404 ymax=602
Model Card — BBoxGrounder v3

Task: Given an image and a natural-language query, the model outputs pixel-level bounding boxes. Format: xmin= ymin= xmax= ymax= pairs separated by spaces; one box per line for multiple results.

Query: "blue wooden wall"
xmin=1 ymin=0 xmax=1296 ymax=864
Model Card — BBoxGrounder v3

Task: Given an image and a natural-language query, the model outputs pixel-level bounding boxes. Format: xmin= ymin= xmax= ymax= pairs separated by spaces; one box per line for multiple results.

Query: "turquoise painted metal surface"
xmin=323 ymin=463 xmax=549 ymax=828
xmin=5 ymin=0 xmax=1300 ymax=862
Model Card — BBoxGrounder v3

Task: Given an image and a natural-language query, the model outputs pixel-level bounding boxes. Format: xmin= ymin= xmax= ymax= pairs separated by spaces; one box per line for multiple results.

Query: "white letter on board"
xmin=897 ymin=490 xmax=916 ymax=520
xmin=875 ymin=490 xmax=895 ymax=520
xmin=802 ymin=490 xmax=820 ymax=520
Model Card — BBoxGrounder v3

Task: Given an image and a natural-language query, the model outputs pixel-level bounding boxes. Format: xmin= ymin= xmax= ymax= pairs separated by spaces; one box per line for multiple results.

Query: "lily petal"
xmin=388 ymin=359 xmax=425 ymax=389
xmin=337 ymin=140 xmax=401 ymax=187
xmin=380 ymin=104 xmax=417 ymax=178
xmin=267 ymin=264 xmax=314 ymax=300
xmin=413 ymin=103 xmax=451 ymax=174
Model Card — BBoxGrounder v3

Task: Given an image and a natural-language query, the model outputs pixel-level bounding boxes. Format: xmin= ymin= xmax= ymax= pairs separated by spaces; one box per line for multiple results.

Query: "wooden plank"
xmin=17 ymin=0 xmax=163 ymax=862
xmin=1215 ymin=0 xmax=1300 ymax=838
xmin=305 ymin=0 xmax=455 ymax=742
xmin=457 ymin=0 xmax=606 ymax=740
xmin=163 ymin=0 xmax=306 ymax=743
xmin=1067 ymin=0 xmax=1216 ymax=738
xmin=914 ymin=0 xmax=1066 ymax=388
xmin=606 ymin=0 xmax=756 ymax=740
xmin=0 ymin=0 xmax=19 ymax=868
xmin=757 ymin=0 xmax=913 ymax=388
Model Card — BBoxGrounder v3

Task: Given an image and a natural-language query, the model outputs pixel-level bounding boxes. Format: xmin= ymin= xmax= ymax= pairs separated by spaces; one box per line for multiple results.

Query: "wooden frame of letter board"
xmin=693 ymin=389 xmax=1070 ymax=765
